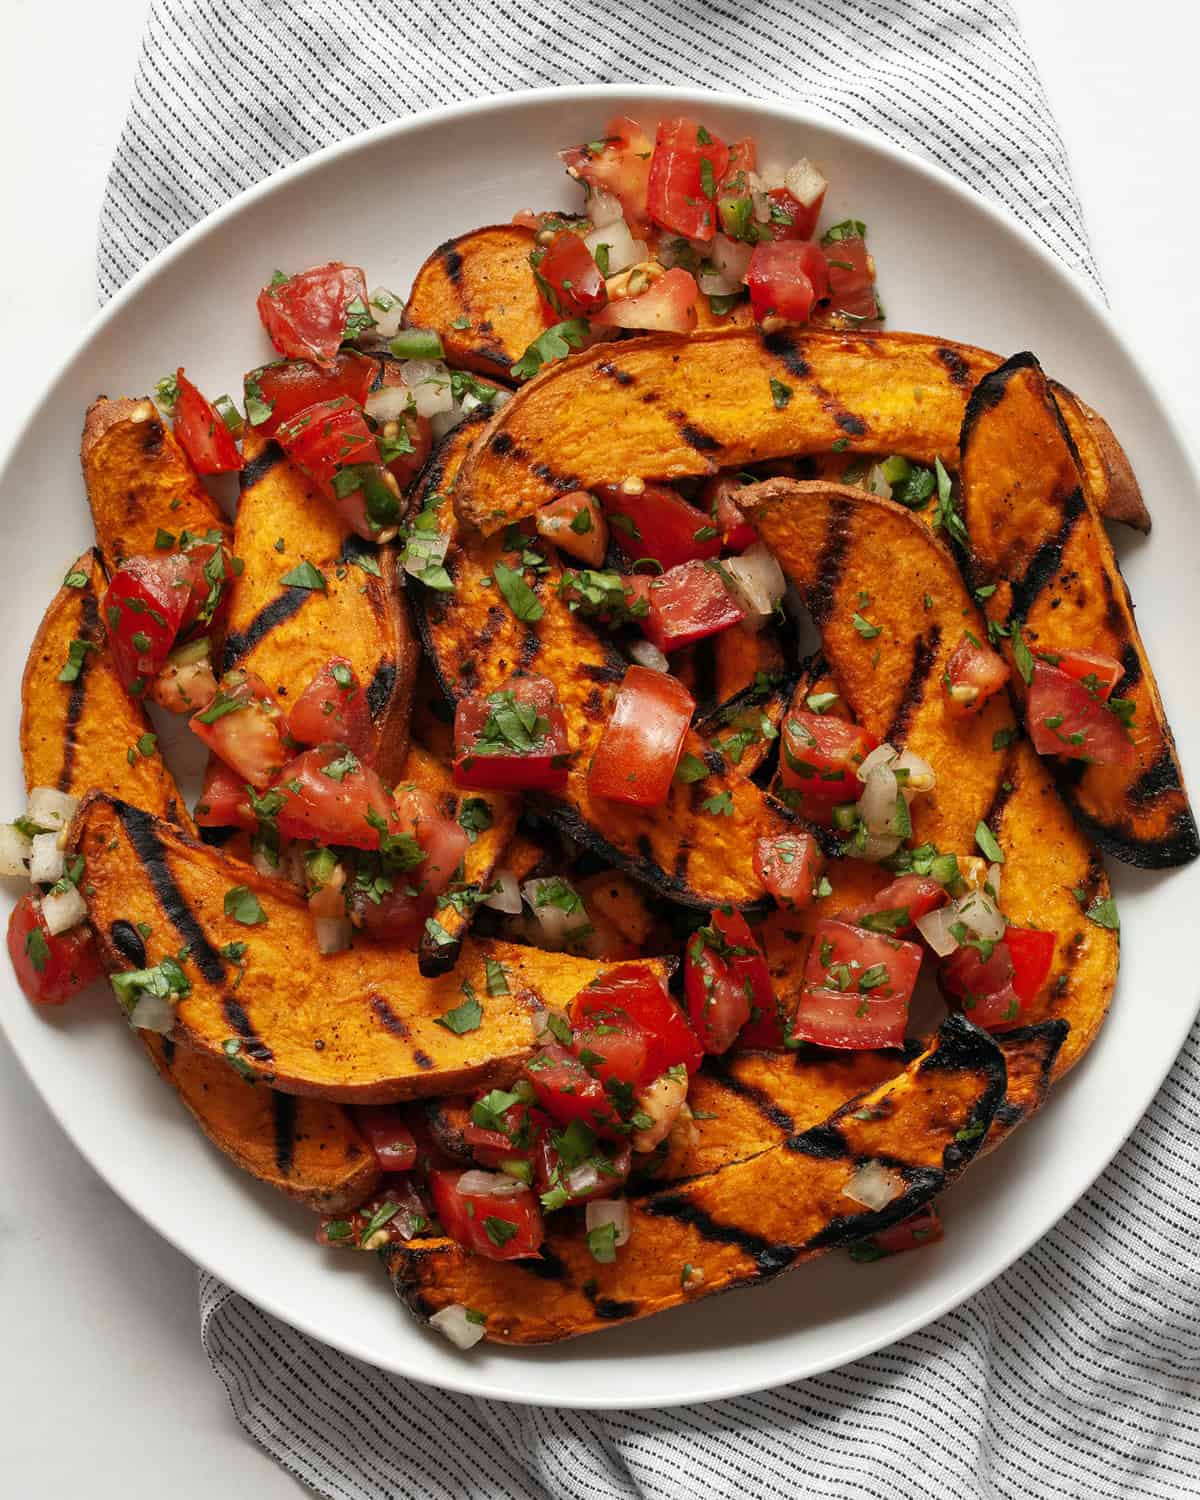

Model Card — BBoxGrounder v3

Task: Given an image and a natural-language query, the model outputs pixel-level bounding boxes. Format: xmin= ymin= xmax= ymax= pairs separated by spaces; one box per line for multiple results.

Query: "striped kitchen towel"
xmin=100 ymin=4 xmax=1200 ymax=1497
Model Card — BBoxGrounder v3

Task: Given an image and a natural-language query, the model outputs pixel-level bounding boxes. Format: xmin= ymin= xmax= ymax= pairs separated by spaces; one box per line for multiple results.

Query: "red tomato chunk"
xmin=244 ymin=351 xmax=377 ymax=438
xmin=189 ymin=671 xmax=286 ymax=789
xmin=7 ymin=894 xmax=100 ymax=1007
xmin=560 ymin=116 xmax=654 ymax=233
xmin=172 ymin=369 xmax=243 ymax=475
xmin=941 ymin=926 xmax=1054 ymax=1031
xmin=272 ymin=745 xmax=396 ymax=849
xmin=1027 ymin=661 xmax=1134 ymax=766
xmin=351 ymin=1106 xmax=418 ymax=1172
xmin=288 ymin=658 xmax=373 ymax=758
xmin=778 ymin=711 xmax=877 ymax=812
xmin=838 ymin=874 xmax=948 ymax=936
xmin=256 ymin=262 xmax=372 ymax=369
xmin=591 ymin=268 xmax=699 ymax=335
xmin=588 ymin=665 xmax=695 ymax=808
xmin=685 ymin=910 xmax=773 ymax=1055
xmin=598 ymin=482 xmax=721 ymax=572
xmin=646 ymin=117 xmax=729 ymax=241
xmin=275 ymin=397 xmax=401 ymax=541
xmin=522 ymin=1042 xmax=622 ymax=1137
xmin=747 ymin=240 xmax=830 ymax=325
xmin=453 ymin=675 xmax=570 ymax=792
xmin=534 ymin=232 xmax=607 ymax=318
xmin=944 ymin=633 xmax=1009 ymax=712
xmin=571 ymin=965 xmax=703 ymax=1080
xmin=754 ymin=832 xmax=823 ymax=909
xmin=789 ymin=919 xmax=922 ymax=1050
xmin=429 ymin=1169 xmax=544 ymax=1261
xmin=856 ymin=1204 xmax=944 ymax=1260
xmin=643 ymin=559 xmax=745 ymax=653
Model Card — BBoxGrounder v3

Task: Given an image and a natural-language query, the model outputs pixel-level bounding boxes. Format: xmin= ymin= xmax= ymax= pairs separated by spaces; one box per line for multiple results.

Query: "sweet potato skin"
xmin=411 ymin=423 xmax=792 ymax=908
xmin=387 ymin=1015 xmax=1004 ymax=1344
xmin=226 ymin=427 xmax=418 ymax=782
xmin=453 ymin=329 xmax=1001 ymax=535
xmin=73 ymin=794 xmax=670 ymax=1104
xmin=81 ymin=397 xmax=230 ymax=570
xmin=744 ymin=479 xmax=1119 ymax=1078
xmin=20 ymin=549 xmax=191 ymax=829
xmin=959 ymin=354 xmax=1196 ymax=868
xmin=403 ymin=225 xmax=544 ymax=380
xmin=1051 ymin=381 xmax=1151 ymax=534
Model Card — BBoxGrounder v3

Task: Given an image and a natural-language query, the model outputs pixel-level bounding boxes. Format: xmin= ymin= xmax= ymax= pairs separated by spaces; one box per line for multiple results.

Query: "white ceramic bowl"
xmin=1 ymin=86 xmax=1197 ymax=1408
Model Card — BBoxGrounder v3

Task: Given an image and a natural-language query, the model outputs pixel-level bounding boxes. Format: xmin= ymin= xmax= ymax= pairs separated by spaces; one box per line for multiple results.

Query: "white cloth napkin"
xmin=100 ymin=4 xmax=1200 ymax=1497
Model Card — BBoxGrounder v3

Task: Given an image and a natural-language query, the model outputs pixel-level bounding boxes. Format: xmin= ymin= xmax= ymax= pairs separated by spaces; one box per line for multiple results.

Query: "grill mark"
xmin=674 ymin=847 xmax=691 ymax=882
xmin=472 ymin=346 xmax=513 ymax=372
xmin=690 ymin=638 xmax=719 ymax=717
xmin=678 ymin=421 xmax=721 ymax=454
xmin=413 ymin=1050 xmax=435 ymax=1070
xmin=517 ymin=1247 xmax=567 ymax=1281
xmin=807 ymin=498 xmax=853 ymax=627
xmin=474 ymin=604 xmax=507 ymax=653
xmin=60 ymin=590 xmax=100 ymax=791
xmin=579 ymin=661 xmax=625 ymax=685
xmin=786 ymin=1122 xmax=849 ymax=1159
xmin=444 ymin=248 xmax=464 ymax=285
xmin=532 ymin=462 xmax=577 ymax=493
xmin=518 ymin=630 xmax=542 ymax=671
xmin=936 ymin=347 xmax=973 ymax=387
xmin=222 ymin=591 xmax=310 ymax=669
xmin=982 ymin=747 xmax=1019 ymax=828
xmin=223 ymin=997 xmax=273 ymax=1061
xmin=1006 ymin=487 xmax=1087 ymax=622
xmin=804 ymin=1171 xmax=944 ymax=1251
xmin=834 ymin=410 xmax=867 ymax=436
xmin=596 ymin=361 xmax=634 ymax=387
xmin=1059 ymin=772 xmax=1199 ymax=868
xmin=110 ymin=920 xmax=147 ymax=968
xmin=1113 ymin=641 xmax=1142 ymax=698
xmin=141 ymin=420 xmax=165 ymax=456
xmin=160 ymin=1038 xmax=176 ymax=1064
xmin=240 ymin=440 xmax=284 ymax=491
xmin=763 ymin=330 xmax=810 ymax=380
xmin=883 ymin=625 xmax=941 ymax=747
xmin=706 ymin=1061 xmax=795 ymax=1132
xmin=593 ymin=1298 xmax=638 ymax=1320
xmin=370 ymin=994 xmax=410 ymax=1037
xmin=635 ymin=833 xmax=655 ymax=865
xmin=491 ymin=432 xmax=515 ymax=457
xmin=366 ymin=660 xmax=396 ymax=719
xmin=273 ymin=1092 xmax=297 ymax=1174
xmin=643 ymin=1193 xmax=794 ymax=1275
xmin=199 ymin=826 xmax=240 ymax=848
xmin=112 ymin=802 xmax=225 ymax=983
xmin=702 ymin=747 xmax=726 ymax=777
xmin=582 ymin=686 xmax=606 ymax=721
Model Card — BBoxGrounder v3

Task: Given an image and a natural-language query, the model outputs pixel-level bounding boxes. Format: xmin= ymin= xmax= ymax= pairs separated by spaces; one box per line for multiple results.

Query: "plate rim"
xmin=1 ymin=82 xmax=1197 ymax=1409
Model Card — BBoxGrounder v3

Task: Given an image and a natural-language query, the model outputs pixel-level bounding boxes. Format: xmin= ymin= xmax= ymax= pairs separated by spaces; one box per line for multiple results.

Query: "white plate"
xmin=1 ymin=86 xmax=1197 ymax=1409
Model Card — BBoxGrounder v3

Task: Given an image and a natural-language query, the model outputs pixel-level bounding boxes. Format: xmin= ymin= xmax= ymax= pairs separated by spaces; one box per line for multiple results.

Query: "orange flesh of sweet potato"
xmin=959 ymin=354 xmax=1196 ymax=868
xmin=403 ymin=225 xmax=545 ymax=381
xmin=743 ymin=479 xmax=1119 ymax=1079
xmin=411 ymin=424 xmax=792 ymax=908
xmin=386 ymin=1014 xmax=1004 ymax=1344
xmin=81 ymin=398 xmax=231 ymax=570
xmin=453 ymin=329 xmax=1001 ymax=536
xmin=73 ymin=793 xmax=672 ymax=1104
xmin=226 ymin=427 xmax=418 ymax=782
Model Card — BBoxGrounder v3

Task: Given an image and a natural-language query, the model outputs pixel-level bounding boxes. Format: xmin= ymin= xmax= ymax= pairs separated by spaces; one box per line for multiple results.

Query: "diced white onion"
xmin=916 ymin=905 xmax=961 ymax=958
xmin=482 ymin=868 xmax=522 ymax=915
xmin=723 ymin=543 xmax=786 ymax=631
xmin=587 ymin=188 xmax=626 ymax=228
xmin=399 ymin=360 xmax=454 ymax=418
xmin=27 ymin=787 xmax=77 ymax=832
xmin=315 ymin=916 xmax=353 ymax=955
xmin=403 ymin=529 xmax=450 ymax=581
xmin=586 ymin=1197 xmax=631 ymax=1247
xmin=129 ymin=990 xmax=176 ymax=1035
xmin=456 ymin=1170 xmax=527 ymax=1198
xmin=895 ymin=749 xmax=937 ymax=795
xmin=699 ymin=234 xmax=752 ymax=296
xmin=843 ymin=1159 xmax=906 ymax=1211
xmin=567 ymin=1161 xmax=603 ymax=1197
xmin=522 ymin=878 xmax=590 ymax=949
xmin=29 ymin=832 xmax=65 ymax=885
xmin=858 ymin=765 xmax=899 ymax=835
xmin=629 ymin=639 xmax=669 ymax=673
xmin=428 ymin=1304 xmax=486 ymax=1350
xmin=756 ymin=163 xmax=787 ymax=192
xmin=857 ymin=743 xmax=899 ymax=782
xmin=585 ymin=218 xmax=646 ymax=276
xmin=631 ymin=1070 xmax=689 ymax=1152
xmin=859 ymin=832 xmax=903 ymax=863
xmin=251 ymin=846 xmax=279 ymax=880
xmin=41 ymin=883 xmax=87 ymax=936
xmin=867 ymin=463 xmax=893 ymax=499
xmin=368 ymin=288 xmax=406 ymax=340
xmin=785 ymin=157 xmax=828 ymax=208
xmin=956 ymin=889 xmax=1006 ymax=945
xmin=364 ymin=384 xmax=414 ymax=423
xmin=0 ymin=824 xmax=31 ymax=879
xmin=987 ymin=863 xmax=1003 ymax=901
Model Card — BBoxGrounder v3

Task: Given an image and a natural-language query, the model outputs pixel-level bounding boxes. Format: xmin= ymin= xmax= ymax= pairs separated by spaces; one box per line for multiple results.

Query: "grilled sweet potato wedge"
xmin=959 ymin=354 xmax=1196 ymax=868
xmin=743 ymin=479 xmax=1119 ymax=1078
xmin=403 ymin=225 xmax=544 ymax=381
xmin=1051 ymin=381 xmax=1151 ymax=534
xmin=411 ymin=426 xmax=794 ymax=908
xmin=81 ymin=397 xmax=230 ymax=570
xmin=387 ymin=1014 xmax=1004 ymax=1344
xmin=224 ymin=426 xmax=418 ymax=781
xmin=453 ymin=329 xmax=1001 ymax=536
xmin=73 ymin=794 xmax=671 ymax=1103
xmin=21 ymin=550 xmax=190 ymax=828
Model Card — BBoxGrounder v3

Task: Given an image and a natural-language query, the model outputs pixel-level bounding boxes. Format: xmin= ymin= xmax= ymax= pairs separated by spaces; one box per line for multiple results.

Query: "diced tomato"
xmin=275 ymin=397 xmax=401 ymax=541
xmin=942 ymin=926 xmax=1055 ymax=1031
xmin=176 ymin=539 xmax=236 ymax=641
xmin=789 ymin=918 xmax=922 ymax=1050
xmin=779 ymin=711 xmax=877 ymax=806
xmin=392 ymin=784 xmax=469 ymax=897
xmin=271 ymin=744 xmax=396 ymax=849
xmin=461 ymin=1096 xmax=540 ymax=1170
xmin=570 ymin=1011 xmax=650 ymax=1091
xmin=747 ymin=240 xmax=830 ymax=325
xmin=811 ymin=234 xmax=880 ymax=325
xmin=256 ymin=262 xmax=372 ymax=369
xmin=7 ymin=895 xmax=100 ymax=1007
xmin=590 ymin=267 xmax=699 ymax=334
xmin=352 ymin=883 xmax=423 ymax=943
xmin=754 ymin=832 xmax=824 ymax=908
xmin=521 ymin=1043 xmax=621 ymax=1137
xmin=171 ymin=369 xmax=243 ymax=475
xmin=684 ymin=914 xmax=763 ymax=1055
xmin=646 ymin=118 xmax=729 ymax=241
xmin=244 ymin=351 xmax=377 ymax=438
xmin=944 ymin=633 xmax=1010 ymax=712
xmin=859 ymin=1204 xmax=944 ymax=1259
xmin=102 ymin=555 xmax=191 ymax=690
xmin=535 ymin=1129 xmax=631 ymax=1207
xmin=453 ymin=675 xmax=571 ymax=792
xmin=534 ymin=232 xmax=607 ymax=318
xmin=536 ymin=491 xmax=608 ymax=568
xmin=288 ymin=658 xmax=373 ymax=758
xmin=838 ymin=875 xmax=948 ymax=936
xmin=588 ymin=665 xmax=695 ymax=808
xmin=429 ymin=1169 xmax=544 ymax=1260
xmin=351 ymin=1106 xmax=418 ymax=1172
xmin=189 ymin=671 xmax=286 ymax=789
xmin=560 ymin=116 xmax=655 ymax=233
xmin=1026 ymin=661 xmax=1134 ymax=766
xmin=714 ymin=138 xmax=758 ymax=239
xmin=700 ymin=474 xmax=759 ymax=552
xmin=572 ymin=965 xmax=703 ymax=1080
xmin=194 ymin=756 xmax=256 ymax=831
xmin=764 ymin=186 xmax=825 ymax=243
xmin=598 ymin=481 xmax=721 ymax=572
xmin=642 ymin=559 xmax=745 ymax=653
xmin=1040 ymin=647 xmax=1123 ymax=701
xmin=713 ymin=909 xmax=775 ymax=1045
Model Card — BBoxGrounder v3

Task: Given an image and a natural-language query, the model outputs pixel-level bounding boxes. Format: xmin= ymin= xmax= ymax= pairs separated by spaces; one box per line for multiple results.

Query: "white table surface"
xmin=2 ymin=2 xmax=1197 ymax=1493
